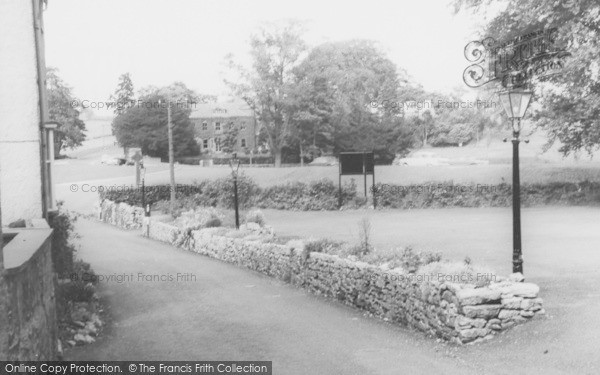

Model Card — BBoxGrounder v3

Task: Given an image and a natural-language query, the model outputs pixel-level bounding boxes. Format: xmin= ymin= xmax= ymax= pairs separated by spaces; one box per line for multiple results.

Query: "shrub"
xmin=399 ymin=246 xmax=422 ymax=273
xmin=193 ymin=173 xmax=260 ymax=209
xmin=245 ymin=210 xmax=266 ymax=227
xmin=304 ymin=238 xmax=345 ymax=254
xmin=213 ymin=155 xmax=275 ymax=165
xmin=99 ymin=184 xmax=203 ymax=207
xmin=172 ymin=208 xmax=224 ymax=230
xmin=371 ymin=181 xmax=600 ymax=209
xmin=57 ymin=260 xmax=97 ymax=305
xmin=48 ymin=209 xmax=79 ymax=278
xmin=256 ymin=179 xmax=357 ymax=211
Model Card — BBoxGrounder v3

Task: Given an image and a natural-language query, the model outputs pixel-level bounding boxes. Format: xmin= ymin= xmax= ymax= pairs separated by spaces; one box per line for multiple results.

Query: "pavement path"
xmin=66 ymin=220 xmax=474 ymax=374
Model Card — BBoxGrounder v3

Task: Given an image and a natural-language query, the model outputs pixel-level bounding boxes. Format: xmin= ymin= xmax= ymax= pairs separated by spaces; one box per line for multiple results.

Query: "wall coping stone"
xmin=3 ymin=227 xmax=53 ymax=273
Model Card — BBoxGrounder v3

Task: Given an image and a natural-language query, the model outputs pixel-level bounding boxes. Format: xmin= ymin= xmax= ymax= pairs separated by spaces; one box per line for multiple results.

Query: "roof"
xmin=190 ymin=100 xmax=254 ymax=119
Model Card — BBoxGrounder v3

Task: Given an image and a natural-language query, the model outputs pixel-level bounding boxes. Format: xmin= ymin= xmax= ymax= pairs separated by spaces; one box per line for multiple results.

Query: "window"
xmin=240 ymin=138 xmax=246 ymax=148
xmin=215 ymin=137 xmax=222 ymax=152
xmin=215 ymin=122 xmax=221 ymax=131
xmin=202 ymin=139 xmax=208 ymax=149
xmin=227 ymin=122 xmax=234 ymax=130
xmin=202 ymin=121 xmax=207 ymax=131
xmin=240 ymin=121 xmax=247 ymax=130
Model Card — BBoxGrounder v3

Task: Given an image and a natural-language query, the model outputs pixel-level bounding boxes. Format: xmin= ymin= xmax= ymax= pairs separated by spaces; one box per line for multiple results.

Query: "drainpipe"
xmin=31 ymin=0 xmax=52 ymax=220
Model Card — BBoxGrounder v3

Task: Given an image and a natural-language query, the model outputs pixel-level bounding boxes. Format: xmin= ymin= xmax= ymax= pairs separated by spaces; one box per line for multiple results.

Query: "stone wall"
xmin=110 ymin=200 xmax=545 ymax=344
xmin=2 ymin=229 xmax=57 ymax=359
xmin=98 ymin=199 xmax=145 ymax=229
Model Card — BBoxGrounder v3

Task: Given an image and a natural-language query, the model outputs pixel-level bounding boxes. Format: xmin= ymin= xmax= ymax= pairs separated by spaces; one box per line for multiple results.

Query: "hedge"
xmin=98 ymin=177 xmax=600 ymax=211
xmin=372 ymin=181 xmax=600 ymax=208
xmin=99 ymin=175 xmax=358 ymax=211
xmin=176 ymin=155 xmax=275 ymax=166
xmin=212 ymin=156 xmax=274 ymax=165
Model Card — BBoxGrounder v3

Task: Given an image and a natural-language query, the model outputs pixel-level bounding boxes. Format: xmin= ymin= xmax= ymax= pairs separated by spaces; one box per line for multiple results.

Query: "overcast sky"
xmin=44 ymin=0 xmax=487 ymax=109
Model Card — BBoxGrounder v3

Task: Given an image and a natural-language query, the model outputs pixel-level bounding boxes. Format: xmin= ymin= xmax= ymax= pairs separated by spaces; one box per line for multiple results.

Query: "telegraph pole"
xmin=167 ymin=101 xmax=176 ymax=215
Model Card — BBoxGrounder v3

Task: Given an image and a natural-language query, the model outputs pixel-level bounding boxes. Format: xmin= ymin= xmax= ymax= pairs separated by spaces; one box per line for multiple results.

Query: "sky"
xmin=43 ymin=0 xmax=488 ymax=113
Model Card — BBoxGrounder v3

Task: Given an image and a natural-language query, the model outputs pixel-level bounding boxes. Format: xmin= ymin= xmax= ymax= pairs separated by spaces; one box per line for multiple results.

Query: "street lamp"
xmin=498 ymin=88 xmax=533 ymax=275
xmin=229 ymin=153 xmax=241 ymax=229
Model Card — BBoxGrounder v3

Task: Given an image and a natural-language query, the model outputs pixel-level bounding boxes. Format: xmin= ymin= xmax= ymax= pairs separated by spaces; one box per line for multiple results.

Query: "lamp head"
xmin=499 ymin=89 xmax=533 ymax=120
xmin=229 ymin=153 xmax=240 ymax=174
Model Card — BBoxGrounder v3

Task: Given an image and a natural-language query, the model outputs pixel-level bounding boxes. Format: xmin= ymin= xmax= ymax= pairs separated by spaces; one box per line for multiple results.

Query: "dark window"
xmin=241 ymin=138 xmax=246 ymax=148
xmin=215 ymin=122 xmax=221 ymax=131
xmin=202 ymin=121 xmax=207 ymax=131
xmin=202 ymin=139 xmax=208 ymax=149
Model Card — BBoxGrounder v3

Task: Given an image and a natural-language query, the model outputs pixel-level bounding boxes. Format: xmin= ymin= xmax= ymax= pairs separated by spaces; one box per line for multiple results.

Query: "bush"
xmin=245 ymin=210 xmax=266 ymax=227
xmin=212 ymin=156 xmax=275 ymax=165
xmin=304 ymin=238 xmax=345 ymax=254
xmin=372 ymin=180 xmax=600 ymax=209
xmin=203 ymin=173 xmax=260 ymax=209
xmin=58 ymin=260 xmax=97 ymax=303
xmin=48 ymin=209 xmax=78 ymax=278
xmin=101 ymin=178 xmax=600 ymax=211
xmin=172 ymin=208 xmax=224 ymax=230
xmin=256 ymin=179 xmax=357 ymax=210
xmin=99 ymin=184 xmax=203 ymax=207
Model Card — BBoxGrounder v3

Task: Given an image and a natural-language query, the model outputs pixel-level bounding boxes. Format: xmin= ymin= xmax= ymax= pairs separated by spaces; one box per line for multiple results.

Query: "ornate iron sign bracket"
xmin=463 ymin=28 xmax=570 ymax=88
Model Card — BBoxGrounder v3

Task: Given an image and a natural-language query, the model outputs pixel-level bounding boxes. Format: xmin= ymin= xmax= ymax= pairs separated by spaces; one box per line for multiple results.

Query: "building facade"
xmin=1 ymin=0 xmax=58 ymax=360
xmin=190 ymin=101 xmax=259 ymax=155
xmin=0 ymin=0 xmax=54 ymax=224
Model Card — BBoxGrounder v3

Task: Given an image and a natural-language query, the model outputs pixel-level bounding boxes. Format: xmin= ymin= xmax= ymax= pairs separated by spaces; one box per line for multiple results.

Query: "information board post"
xmin=362 ymin=152 xmax=367 ymax=198
xmin=338 ymin=165 xmax=342 ymax=208
xmin=339 ymin=151 xmax=375 ymax=209
xmin=372 ymin=165 xmax=376 ymax=209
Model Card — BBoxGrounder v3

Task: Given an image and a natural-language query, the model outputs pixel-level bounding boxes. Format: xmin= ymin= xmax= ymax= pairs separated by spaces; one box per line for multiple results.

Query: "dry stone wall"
xmin=98 ymin=200 xmax=144 ymax=229
xmin=2 ymin=232 xmax=57 ymax=359
xmin=101 ymin=200 xmax=545 ymax=344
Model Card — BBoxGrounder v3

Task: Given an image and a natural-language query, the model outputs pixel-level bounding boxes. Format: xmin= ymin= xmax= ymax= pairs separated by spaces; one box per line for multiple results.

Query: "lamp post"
xmin=229 ymin=153 xmax=241 ymax=229
xmin=498 ymin=88 xmax=533 ymax=275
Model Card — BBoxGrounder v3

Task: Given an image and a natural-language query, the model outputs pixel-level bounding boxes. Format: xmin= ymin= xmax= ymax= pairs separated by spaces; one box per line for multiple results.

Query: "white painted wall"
xmin=0 ymin=0 xmax=44 ymax=224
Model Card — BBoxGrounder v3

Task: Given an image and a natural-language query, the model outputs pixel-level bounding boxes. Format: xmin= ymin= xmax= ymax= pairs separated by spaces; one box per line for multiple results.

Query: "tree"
xmin=292 ymin=40 xmax=409 ymax=161
xmin=109 ymin=72 xmax=135 ymax=115
xmin=455 ymin=0 xmax=600 ymax=156
xmin=221 ymin=122 xmax=240 ymax=154
xmin=112 ymin=83 xmax=203 ymax=160
xmin=226 ymin=21 xmax=307 ymax=167
xmin=46 ymin=68 xmax=86 ymax=158
xmin=109 ymin=73 xmax=136 ymax=154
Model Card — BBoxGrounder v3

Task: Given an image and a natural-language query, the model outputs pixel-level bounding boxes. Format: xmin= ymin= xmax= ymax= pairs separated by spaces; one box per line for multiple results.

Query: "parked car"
xmin=446 ymin=157 xmax=489 ymax=166
xmin=309 ymin=156 xmax=339 ymax=166
xmin=101 ymin=154 xmax=126 ymax=165
xmin=393 ymin=152 xmax=450 ymax=166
